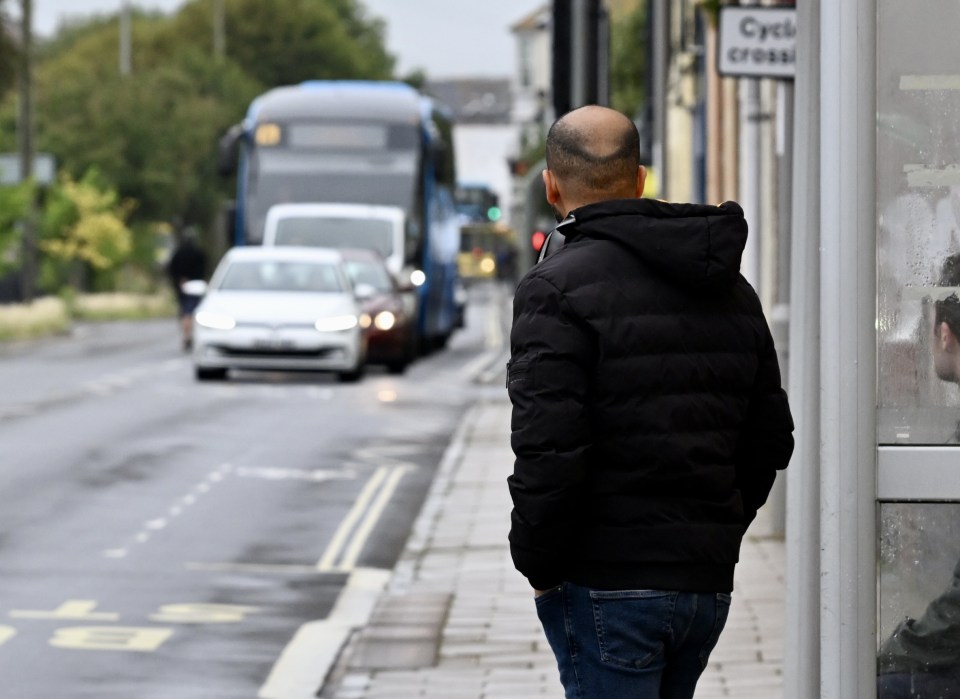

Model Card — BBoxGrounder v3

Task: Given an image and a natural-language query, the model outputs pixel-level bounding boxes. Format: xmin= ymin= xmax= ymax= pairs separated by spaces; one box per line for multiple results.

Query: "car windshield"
xmin=274 ymin=218 xmax=395 ymax=258
xmin=217 ymin=260 xmax=343 ymax=293
xmin=343 ymin=259 xmax=394 ymax=293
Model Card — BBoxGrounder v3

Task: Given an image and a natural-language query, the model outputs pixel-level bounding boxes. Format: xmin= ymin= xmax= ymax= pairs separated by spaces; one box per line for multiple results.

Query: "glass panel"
xmin=877 ymin=0 xmax=960 ymax=445
xmin=274 ymin=218 xmax=395 ymax=258
xmin=878 ymin=502 xmax=960 ymax=695
xmin=218 ymin=261 xmax=343 ymax=293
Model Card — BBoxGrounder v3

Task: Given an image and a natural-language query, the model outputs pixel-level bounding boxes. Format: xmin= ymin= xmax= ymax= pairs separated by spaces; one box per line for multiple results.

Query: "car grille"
xmin=213 ymin=346 xmax=338 ymax=359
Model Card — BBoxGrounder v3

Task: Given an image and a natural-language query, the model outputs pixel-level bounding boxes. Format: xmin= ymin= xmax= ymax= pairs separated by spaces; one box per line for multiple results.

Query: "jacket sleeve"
xmin=506 ymin=272 xmax=595 ymax=590
xmin=734 ymin=322 xmax=795 ymax=524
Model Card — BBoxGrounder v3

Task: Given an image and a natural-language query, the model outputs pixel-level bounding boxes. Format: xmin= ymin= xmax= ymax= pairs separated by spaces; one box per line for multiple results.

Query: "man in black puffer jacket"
xmin=507 ymin=105 xmax=794 ymax=699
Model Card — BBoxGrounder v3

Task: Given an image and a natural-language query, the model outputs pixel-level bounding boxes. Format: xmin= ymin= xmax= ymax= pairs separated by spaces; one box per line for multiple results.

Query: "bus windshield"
xmin=245 ymin=150 xmax=416 ymax=244
xmin=274 ymin=218 xmax=394 ymax=258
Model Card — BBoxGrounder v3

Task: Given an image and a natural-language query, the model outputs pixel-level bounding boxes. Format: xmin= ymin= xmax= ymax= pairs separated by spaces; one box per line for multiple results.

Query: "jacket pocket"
xmin=505 ymin=356 xmax=533 ymax=390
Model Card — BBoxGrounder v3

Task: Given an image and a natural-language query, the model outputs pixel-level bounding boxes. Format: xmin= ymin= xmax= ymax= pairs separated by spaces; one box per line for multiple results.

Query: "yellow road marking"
xmin=49 ymin=626 xmax=172 ymax=652
xmin=316 ymin=467 xmax=388 ymax=572
xmin=338 ymin=466 xmax=410 ymax=571
xmin=11 ymin=600 xmax=120 ymax=621
xmin=316 ymin=465 xmax=409 ymax=573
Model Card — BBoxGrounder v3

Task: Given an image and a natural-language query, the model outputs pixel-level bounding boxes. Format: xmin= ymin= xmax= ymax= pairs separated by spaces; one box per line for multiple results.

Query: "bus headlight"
xmin=195 ymin=311 xmax=236 ymax=330
xmin=315 ymin=315 xmax=359 ymax=332
xmin=409 ymin=269 xmax=426 ymax=287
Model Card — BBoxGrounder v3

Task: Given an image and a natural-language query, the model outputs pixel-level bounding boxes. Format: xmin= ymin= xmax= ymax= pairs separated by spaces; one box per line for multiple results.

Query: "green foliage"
xmin=0 ymin=0 xmax=394 ymax=276
xmin=22 ymin=20 xmax=262 ymax=230
xmin=0 ymin=182 xmax=32 ymax=275
xmin=38 ymin=169 xmax=135 ymax=291
xmin=170 ymin=0 xmax=394 ymax=87
xmin=610 ymin=0 xmax=648 ymax=118
xmin=0 ymin=0 xmax=17 ymax=95
xmin=0 ymin=0 xmax=397 ymax=298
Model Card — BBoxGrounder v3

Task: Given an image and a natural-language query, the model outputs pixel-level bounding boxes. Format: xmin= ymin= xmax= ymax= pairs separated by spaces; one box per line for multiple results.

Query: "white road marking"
xmin=236 ymin=467 xmax=354 ymax=482
xmin=102 ymin=463 xmax=233 ymax=558
xmin=185 ymin=562 xmax=321 ymax=575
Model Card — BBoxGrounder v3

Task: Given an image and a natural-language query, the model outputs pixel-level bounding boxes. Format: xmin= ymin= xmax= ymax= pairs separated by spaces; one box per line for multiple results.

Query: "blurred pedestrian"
xmin=166 ymin=227 xmax=207 ymax=351
xmin=506 ymin=105 xmax=795 ymax=698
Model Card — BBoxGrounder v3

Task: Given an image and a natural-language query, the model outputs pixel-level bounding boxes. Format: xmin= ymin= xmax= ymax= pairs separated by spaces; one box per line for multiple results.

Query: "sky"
xmin=27 ymin=0 xmax=546 ymax=79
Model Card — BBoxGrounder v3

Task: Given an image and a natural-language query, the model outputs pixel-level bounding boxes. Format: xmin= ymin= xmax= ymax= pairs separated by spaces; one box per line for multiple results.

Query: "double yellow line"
xmin=316 ymin=465 xmax=410 ymax=573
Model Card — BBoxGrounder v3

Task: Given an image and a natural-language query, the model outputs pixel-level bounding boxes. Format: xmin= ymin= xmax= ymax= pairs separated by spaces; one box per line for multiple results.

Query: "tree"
xmin=169 ymin=0 xmax=394 ymax=87
xmin=609 ymin=0 xmax=648 ymax=118
xmin=0 ymin=0 xmax=398 ymax=293
xmin=38 ymin=169 xmax=135 ymax=291
xmin=0 ymin=0 xmax=18 ymax=96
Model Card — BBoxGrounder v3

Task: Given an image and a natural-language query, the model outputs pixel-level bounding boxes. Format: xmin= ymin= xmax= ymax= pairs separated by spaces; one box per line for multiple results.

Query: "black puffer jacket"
xmin=507 ymin=198 xmax=794 ymax=593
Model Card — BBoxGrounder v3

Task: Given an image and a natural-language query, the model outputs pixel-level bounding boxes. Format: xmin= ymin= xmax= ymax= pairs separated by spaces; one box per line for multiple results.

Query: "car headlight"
xmin=373 ymin=311 xmax=396 ymax=331
xmin=315 ymin=315 xmax=359 ymax=332
xmin=359 ymin=313 xmax=373 ymax=329
xmin=195 ymin=311 xmax=236 ymax=330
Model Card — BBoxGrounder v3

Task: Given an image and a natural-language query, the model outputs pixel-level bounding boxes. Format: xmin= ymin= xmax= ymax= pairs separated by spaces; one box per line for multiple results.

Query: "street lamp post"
xmin=18 ymin=0 xmax=36 ymax=303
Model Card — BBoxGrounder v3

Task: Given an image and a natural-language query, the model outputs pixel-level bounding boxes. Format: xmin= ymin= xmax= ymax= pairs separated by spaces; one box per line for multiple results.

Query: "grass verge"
xmin=0 ymin=292 xmax=175 ymax=342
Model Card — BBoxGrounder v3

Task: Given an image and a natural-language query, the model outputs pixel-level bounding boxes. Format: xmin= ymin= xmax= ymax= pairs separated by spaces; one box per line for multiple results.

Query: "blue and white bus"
xmin=219 ymin=81 xmax=463 ymax=350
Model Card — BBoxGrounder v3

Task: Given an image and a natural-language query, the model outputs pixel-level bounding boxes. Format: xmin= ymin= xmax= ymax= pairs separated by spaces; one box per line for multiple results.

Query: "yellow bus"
xmin=458 ymin=222 xmax=518 ymax=281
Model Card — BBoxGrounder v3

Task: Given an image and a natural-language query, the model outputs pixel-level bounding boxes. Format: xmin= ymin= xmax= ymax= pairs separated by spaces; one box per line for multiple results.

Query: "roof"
xmin=425 ymin=79 xmax=512 ymax=124
xmin=266 ymin=203 xmax=405 ymax=223
xmin=247 ymin=81 xmax=422 ymax=123
xmin=510 ymin=4 xmax=551 ymax=33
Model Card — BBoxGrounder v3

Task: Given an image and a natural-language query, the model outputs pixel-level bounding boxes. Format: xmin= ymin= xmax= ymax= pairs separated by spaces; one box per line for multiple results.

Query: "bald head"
xmin=545 ymin=106 xmax=641 ymax=203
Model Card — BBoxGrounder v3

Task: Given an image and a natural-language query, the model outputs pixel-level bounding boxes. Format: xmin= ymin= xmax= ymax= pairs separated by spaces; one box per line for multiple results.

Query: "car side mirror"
xmin=180 ymin=280 xmax=208 ymax=296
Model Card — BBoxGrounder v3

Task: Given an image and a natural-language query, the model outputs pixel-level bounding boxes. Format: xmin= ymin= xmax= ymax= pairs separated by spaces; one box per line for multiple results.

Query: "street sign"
xmin=718 ymin=6 xmax=797 ymax=79
xmin=0 ymin=153 xmax=56 ymax=185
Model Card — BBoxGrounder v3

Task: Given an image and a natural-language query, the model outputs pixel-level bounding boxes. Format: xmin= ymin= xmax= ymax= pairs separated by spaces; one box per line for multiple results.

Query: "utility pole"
xmin=17 ymin=0 xmax=36 ymax=303
xmin=213 ymin=0 xmax=226 ymax=62
xmin=119 ymin=0 xmax=131 ymax=76
xmin=552 ymin=0 xmax=609 ymax=116
xmin=650 ymin=0 xmax=669 ymax=198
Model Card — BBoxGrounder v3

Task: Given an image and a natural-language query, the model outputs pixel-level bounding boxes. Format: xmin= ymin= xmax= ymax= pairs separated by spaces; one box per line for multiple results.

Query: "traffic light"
xmin=487 ymin=206 xmax=502 ymax=222
xmin=531 ymin=230 xmax=547 ymax=252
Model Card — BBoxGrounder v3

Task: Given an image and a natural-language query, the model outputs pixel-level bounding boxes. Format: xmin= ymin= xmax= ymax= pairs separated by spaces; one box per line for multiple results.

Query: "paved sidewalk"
xmin=323 ymin=392 xmax=786 ymax=698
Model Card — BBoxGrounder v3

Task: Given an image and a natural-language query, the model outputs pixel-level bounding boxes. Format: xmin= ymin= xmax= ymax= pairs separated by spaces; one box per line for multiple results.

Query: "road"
xmin=0 ymin=282 xmax=511 ymax=699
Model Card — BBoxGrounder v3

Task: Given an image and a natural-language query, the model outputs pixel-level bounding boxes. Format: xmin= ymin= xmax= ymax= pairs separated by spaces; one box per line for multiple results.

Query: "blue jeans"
xmin=535 ymin=582 xmax=731 ymax=699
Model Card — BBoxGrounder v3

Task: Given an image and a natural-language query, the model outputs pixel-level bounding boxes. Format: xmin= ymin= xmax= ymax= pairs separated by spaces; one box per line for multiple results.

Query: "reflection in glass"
xmin=877 ymin=0 xmax=960 ymax=444
xmin=878 ymin=503 xmax=960 ymax=696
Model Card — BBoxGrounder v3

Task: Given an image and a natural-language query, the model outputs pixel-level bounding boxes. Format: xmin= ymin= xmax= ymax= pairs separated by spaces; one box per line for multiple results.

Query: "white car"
xmin=192 ymin=247 xmax=367 ymax=382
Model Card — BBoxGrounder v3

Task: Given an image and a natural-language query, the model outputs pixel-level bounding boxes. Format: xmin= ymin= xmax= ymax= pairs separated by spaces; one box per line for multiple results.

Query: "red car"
xmin=339 ymin=248 xmax=417 ymax=374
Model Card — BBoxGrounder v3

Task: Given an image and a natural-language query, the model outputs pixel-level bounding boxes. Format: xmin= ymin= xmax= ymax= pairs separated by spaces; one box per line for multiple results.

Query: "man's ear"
xmin=543 ymin=169 xmax=561 ymax=206
xmin=939 ymin=321 xmax=957 ymax=351
xmin=635 ymin=165 xmax=647 ymax=198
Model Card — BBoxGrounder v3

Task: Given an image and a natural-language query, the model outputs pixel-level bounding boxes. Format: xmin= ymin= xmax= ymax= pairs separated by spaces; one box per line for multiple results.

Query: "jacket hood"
xmin=567 ymin=199 xmax=748 ymax=289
